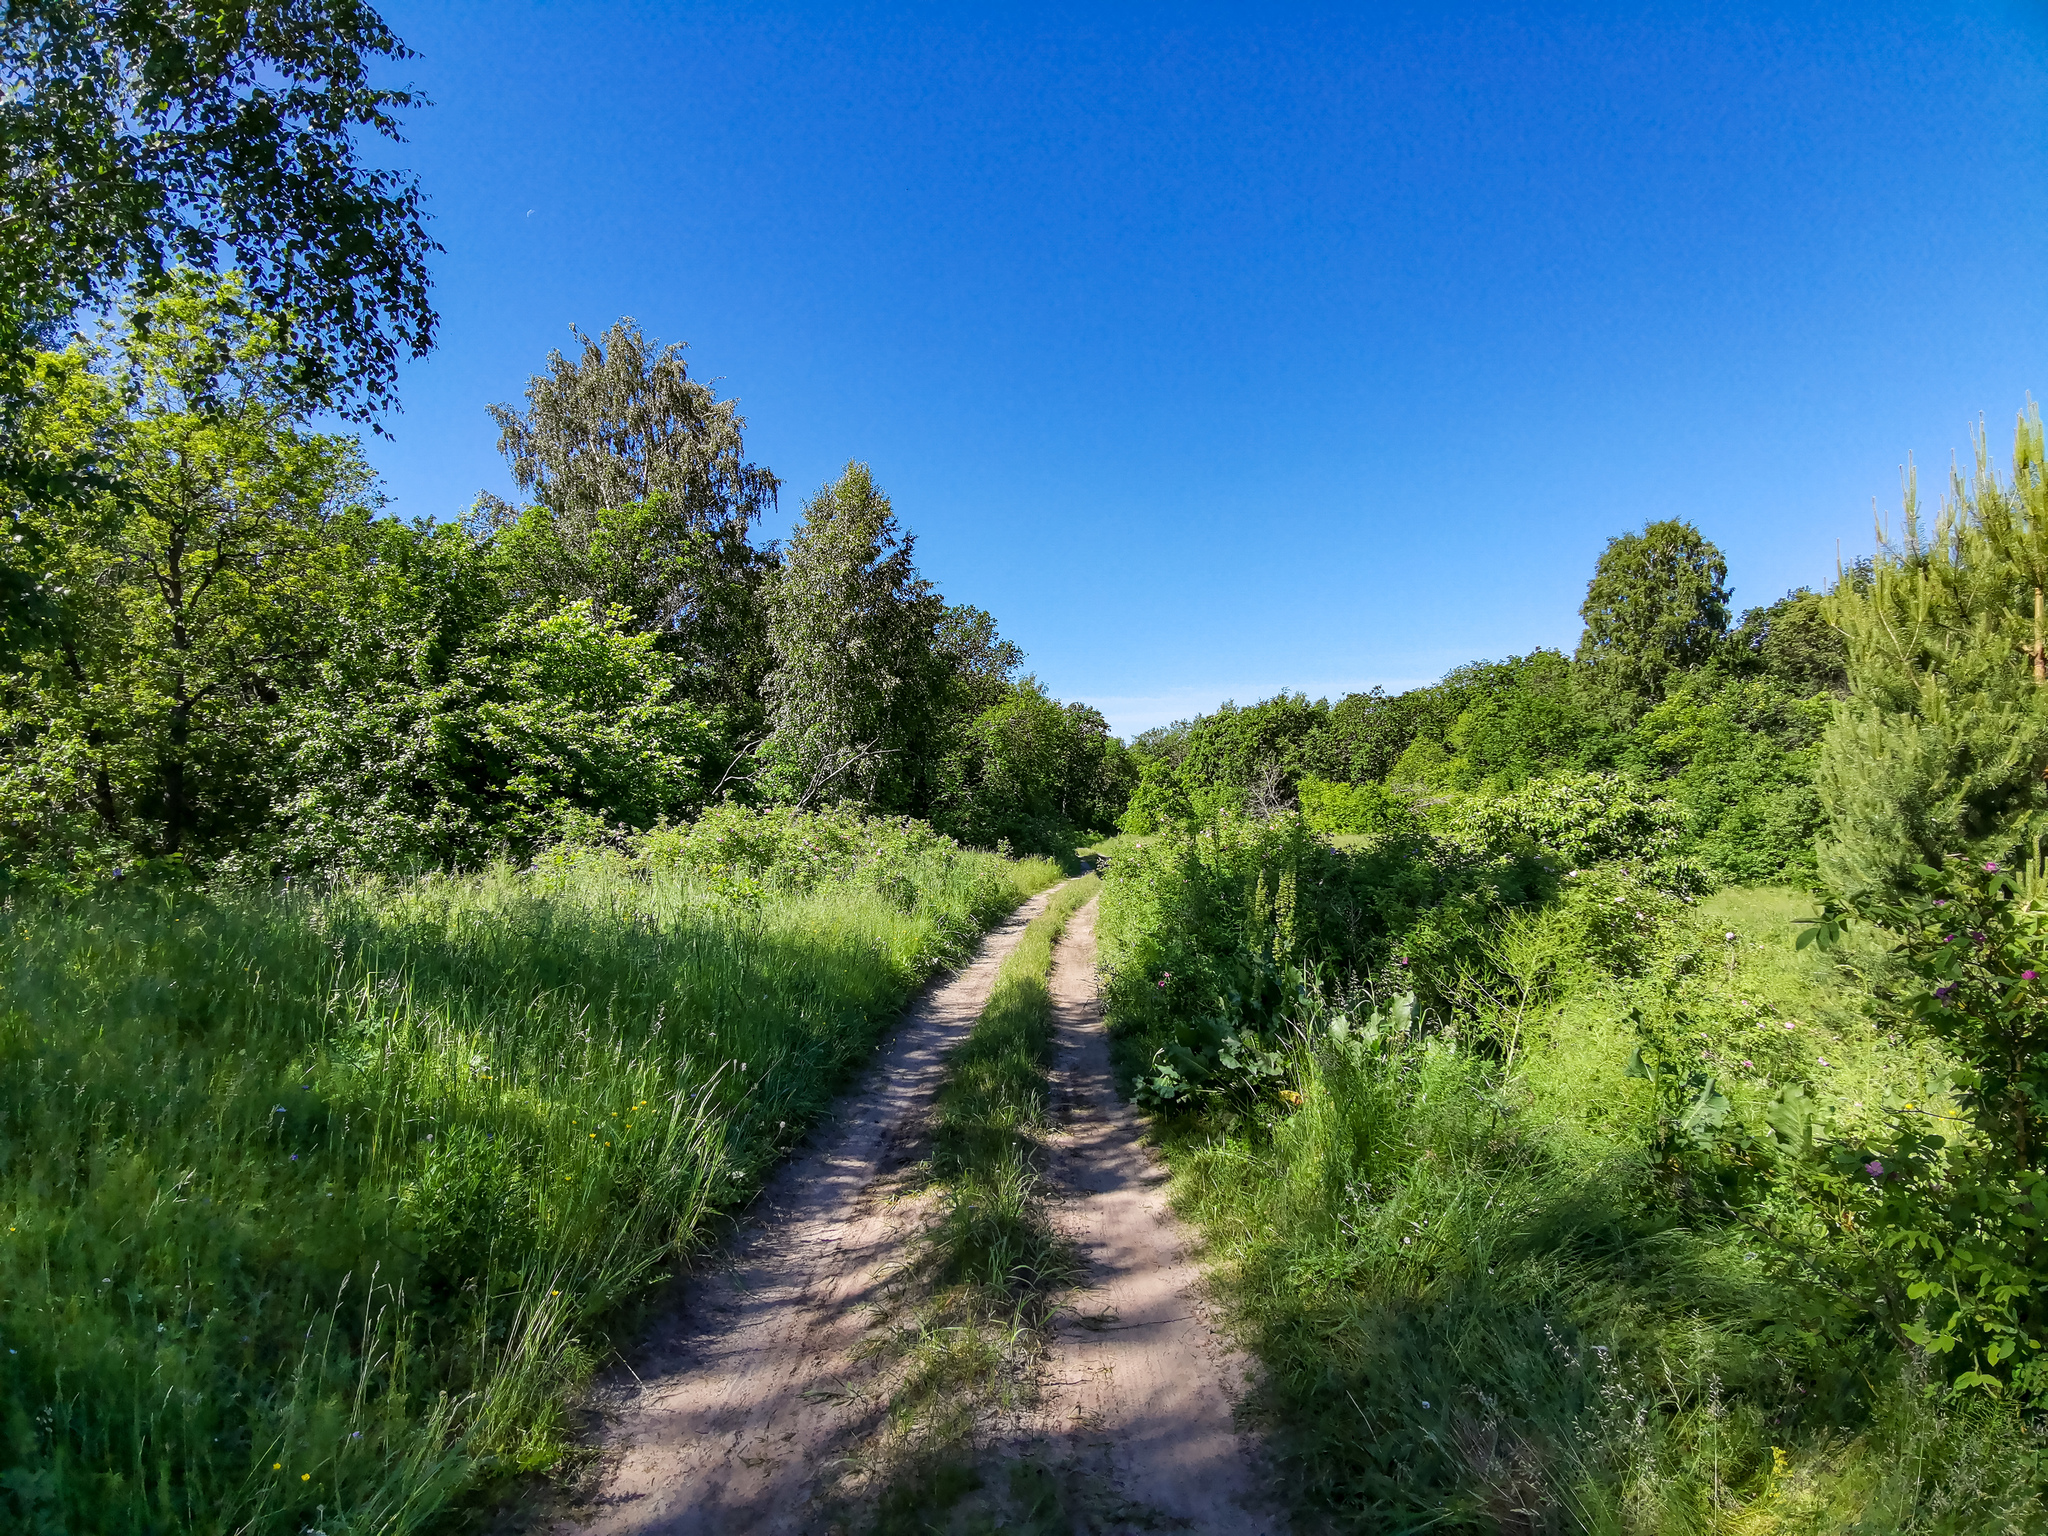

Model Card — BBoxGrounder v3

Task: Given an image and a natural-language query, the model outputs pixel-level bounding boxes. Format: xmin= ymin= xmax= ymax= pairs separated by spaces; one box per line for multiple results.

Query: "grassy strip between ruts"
xmin=836 ymin=872 xmax=1100 ymax=1535
xmin=0 ymin=834 xmax=1061 ymax=1536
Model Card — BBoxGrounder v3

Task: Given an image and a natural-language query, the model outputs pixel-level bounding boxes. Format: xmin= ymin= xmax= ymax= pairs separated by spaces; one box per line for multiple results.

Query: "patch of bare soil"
xmin=553 ymin=887 xmax=1061 ymax=1536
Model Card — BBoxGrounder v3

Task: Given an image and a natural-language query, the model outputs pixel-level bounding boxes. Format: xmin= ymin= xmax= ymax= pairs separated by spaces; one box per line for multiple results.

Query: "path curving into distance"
xmin=556 ymin=880 xmax=1271 ymax=1535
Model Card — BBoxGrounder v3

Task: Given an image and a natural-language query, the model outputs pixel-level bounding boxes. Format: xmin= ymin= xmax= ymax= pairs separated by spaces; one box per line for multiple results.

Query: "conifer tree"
xmin=1818 ymin=406 xmax=2048 ymax=902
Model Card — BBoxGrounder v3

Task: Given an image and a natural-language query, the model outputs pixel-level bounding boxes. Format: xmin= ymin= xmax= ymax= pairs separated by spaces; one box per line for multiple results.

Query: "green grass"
xmin=1097 ymin=864 xmax=2048 ymax=1534
xmin=927 ymin=874 xmax=1099 ymax=1294
xmin=0 ymin=841 xmax=1059 ymax=1536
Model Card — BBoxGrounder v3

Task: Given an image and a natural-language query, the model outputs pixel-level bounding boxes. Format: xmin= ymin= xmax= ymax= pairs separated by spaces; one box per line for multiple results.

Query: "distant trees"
xmin=1118 ymin=515 xmax=1837 ymax=886
xmin=1575 ymin=519 xmax=1732 ymax=710
xmin=932 ymin=681 xmax=1134 ymax=848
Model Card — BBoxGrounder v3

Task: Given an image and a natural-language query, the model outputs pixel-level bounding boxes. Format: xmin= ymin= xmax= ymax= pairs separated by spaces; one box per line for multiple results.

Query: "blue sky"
xmin=363 ymin=1 xmax=2048 ymax=735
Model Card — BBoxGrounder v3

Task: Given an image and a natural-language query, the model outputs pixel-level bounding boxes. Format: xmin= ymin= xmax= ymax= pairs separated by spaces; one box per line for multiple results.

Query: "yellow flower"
xmin=273 ymin=1463 xmax=281 ymax=1471
xmin=301 ymin=1473 xmax=311 ymax=1482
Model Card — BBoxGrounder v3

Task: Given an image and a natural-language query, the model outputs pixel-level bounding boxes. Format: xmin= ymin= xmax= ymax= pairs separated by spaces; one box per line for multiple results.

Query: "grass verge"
xmin=1096 ymin=840 xmax=2048 ymax=1533
xmin=0 ymin=838 xmax=1059 ymax=1536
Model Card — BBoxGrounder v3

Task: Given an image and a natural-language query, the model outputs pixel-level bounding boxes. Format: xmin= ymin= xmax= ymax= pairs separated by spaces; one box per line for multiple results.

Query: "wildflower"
xmin=1986 ymin=860 xmax=2002 ymax=873
xmin=1396 ymin=957 xmax=1410 ymax=967
xmin=1935 ymin=898 xmax=1949 ymax=907
xmin=1741 ymin=1059 xmax=1753 ymax=1068
xmin=1422 ymin=1400 xmax=1431 ymax=1408
xmin=273 ymin=1464 xmax=281 ymax=1471
xmin=1783 ymin=1022 xmax=1795 ymax=1031
xmin=301 ymin=1474 xmax=311 ymax=1482
xmin=1725 ymin=932 xmax=1736 ymax=941
xmin=1818 ymin=1058 xmax=1829 ymax=1067
xmin=1934 ymin=985 xmax=1954 ymax=1001
xmin=1866 ymin=1160 xmax=1884 ymax=1178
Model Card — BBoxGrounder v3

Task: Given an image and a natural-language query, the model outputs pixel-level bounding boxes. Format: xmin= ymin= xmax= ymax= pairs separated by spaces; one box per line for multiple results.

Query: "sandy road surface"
xmin=1023 ymin=897 xmax=1280 ymax=1535
xmin=557 ymin=885 xmax=1063 ymax=1536
xmin=557 ymin=882 xmax=1274 ymax=1535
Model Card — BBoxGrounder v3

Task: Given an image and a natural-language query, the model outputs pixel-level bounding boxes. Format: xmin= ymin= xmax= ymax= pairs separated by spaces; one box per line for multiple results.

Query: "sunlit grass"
xmin=1098 ymin=861 xmax=2048 ymax=1533
xmin=0 ymin=842 xmax=1058 ymax=1535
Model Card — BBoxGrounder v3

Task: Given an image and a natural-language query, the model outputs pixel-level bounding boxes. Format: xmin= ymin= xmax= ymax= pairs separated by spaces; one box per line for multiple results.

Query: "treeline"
xmin=1120 ymin=518 xmax=1848 ymax=887
xmin=1 ymin=285 xmax=1131 ymax=886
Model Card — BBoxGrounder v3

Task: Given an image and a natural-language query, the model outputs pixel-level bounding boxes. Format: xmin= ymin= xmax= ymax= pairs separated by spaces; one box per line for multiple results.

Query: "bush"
xmin=1297 ymin=777 xmax=1420 ymax=838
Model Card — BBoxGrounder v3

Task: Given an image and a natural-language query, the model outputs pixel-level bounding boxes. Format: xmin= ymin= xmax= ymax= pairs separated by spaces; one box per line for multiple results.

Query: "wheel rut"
xmin=1016 ymin=897 xmax=1279 ymax=1535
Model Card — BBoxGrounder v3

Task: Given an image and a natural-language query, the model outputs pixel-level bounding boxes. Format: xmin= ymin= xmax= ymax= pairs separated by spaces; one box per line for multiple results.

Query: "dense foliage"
xmin=1084 ymin=412 xmax=2048 ymax=1531
xmin=0 ymin=306 xmax=1129 ymax=886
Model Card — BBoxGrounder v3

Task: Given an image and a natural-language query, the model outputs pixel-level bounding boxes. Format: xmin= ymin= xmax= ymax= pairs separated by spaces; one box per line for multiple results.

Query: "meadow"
xmin=0 ymin=811 xmax=1057 ymax=1535
xmin=1097 ymin=815 xmax=2048 ymax=1533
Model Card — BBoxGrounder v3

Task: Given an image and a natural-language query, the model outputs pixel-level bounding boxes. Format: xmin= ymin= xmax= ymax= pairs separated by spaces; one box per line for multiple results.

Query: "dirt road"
xmin=557 ymin=882 xmax=1272 ymax=1535
xmin=558 ymin=886 xmax=1061 ymax=1536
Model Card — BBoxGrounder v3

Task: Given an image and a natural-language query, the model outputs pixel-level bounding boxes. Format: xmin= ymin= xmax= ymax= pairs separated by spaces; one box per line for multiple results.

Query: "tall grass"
xmin=1096 ymin=837 xmax=2048 ymax=1534
xmin=0 ymin=839 xmax=1057 ymax=1535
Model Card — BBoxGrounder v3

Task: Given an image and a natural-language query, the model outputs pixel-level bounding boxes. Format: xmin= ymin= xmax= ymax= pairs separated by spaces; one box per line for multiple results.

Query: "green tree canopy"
xmin=759 ymin=463 xmax=949 ymax=810
xmin=477 ymin=319 xmax=781 ymax=723
xmin=2 ymin=276 xmax=377 ymax=871
xmin=1575 ymin=518 xmax=1732 ymax=708
xmin=0 ymin=0 xmax=436 ymax=418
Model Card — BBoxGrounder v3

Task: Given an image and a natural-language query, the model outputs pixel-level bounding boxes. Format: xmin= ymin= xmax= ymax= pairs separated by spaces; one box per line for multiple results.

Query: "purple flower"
xmin=1935 ymin=899 xmax=1950 ymax=907
xmin=2026 ymin=971 xmax=2039 ymax=982
xmin=1934 ymin=984 xmax=1955 ymax=1000
xmin=1741 ymin=1058 xmax=1753 ymax=1068
xmin=1986 ymin=861 xmax=2002 ymax=873
xmin=1944 ymin=935 xmax=1957 ymax=944
xmin=1866 ymin=1160 xmax=1884 ymax=1178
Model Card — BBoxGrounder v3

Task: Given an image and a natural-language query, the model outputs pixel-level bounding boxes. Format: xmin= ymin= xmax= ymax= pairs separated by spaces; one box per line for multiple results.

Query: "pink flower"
xmin=1986 ymin=861 xmax=2002 ymax=873
xmin=2026 ymin=971 xmax=2040 ymax=982
xmin=1741 ymin=1059 xmax=1753 ymax=1068
xmin=1396 ymin=957 xmax=1410 ymax=967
